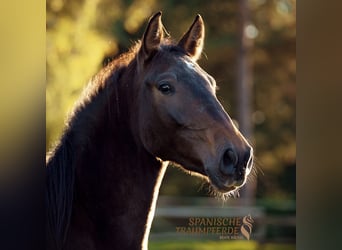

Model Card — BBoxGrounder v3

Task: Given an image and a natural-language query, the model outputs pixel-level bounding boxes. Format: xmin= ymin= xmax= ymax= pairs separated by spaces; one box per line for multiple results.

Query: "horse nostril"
xmin=220 ymin=148 xmax=238 ymax=176
xmin=223 ymin=149 xmax=238 ymax=167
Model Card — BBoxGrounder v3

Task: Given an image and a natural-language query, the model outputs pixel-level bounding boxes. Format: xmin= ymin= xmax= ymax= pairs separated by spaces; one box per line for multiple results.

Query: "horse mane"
xmin=46 ymin=41 xmax=142 ymax=249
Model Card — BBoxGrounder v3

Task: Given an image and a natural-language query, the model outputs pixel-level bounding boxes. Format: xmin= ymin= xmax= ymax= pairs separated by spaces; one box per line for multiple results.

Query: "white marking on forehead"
xmin=183 ymin=60 xmax=196 ymax=71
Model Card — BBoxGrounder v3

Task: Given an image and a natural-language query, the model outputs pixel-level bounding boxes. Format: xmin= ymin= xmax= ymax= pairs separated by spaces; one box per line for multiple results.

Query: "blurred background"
xmin=47 ymin=0 xmax=295 ymax=249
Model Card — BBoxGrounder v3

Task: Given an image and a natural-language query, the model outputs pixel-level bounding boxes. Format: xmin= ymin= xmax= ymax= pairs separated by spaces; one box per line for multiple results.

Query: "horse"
xmin=46 ymin=12 xmax=253 ymax=250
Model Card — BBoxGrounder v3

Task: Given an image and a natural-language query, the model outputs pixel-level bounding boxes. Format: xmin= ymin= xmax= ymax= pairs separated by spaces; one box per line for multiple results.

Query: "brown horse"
xmin=46 ymin=12 xmax=253 ymax=250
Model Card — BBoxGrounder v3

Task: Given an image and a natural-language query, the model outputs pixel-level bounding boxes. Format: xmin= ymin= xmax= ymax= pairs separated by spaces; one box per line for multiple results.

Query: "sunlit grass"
xmin=149 ymin=240 xmax=295 ymax=250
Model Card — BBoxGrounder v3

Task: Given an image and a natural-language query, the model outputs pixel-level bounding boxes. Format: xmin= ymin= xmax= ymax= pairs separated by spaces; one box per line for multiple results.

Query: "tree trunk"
xmin=236 ymin=0 xmax=256 ymax=205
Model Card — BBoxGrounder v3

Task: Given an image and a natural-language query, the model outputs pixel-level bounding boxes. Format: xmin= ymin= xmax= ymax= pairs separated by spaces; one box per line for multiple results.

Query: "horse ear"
xmin=178 ymin=14 xmax=205 ymax=61
xmin=139 ymin=11 xmax=164 ymax=62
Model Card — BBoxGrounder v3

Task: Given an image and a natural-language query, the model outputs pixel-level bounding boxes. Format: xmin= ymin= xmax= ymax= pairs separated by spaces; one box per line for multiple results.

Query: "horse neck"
xmin=62 ymin=67 xmax=167 ymax=249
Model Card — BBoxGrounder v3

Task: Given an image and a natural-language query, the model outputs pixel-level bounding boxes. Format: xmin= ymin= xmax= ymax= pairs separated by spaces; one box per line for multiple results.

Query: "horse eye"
xmin=158 ymin=83 xmax=174 ymax=95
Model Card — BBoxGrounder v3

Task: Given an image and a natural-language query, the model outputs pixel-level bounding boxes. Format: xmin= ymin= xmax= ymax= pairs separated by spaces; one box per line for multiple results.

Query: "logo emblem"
xmin=240 ymin=214 xmax=254 ymax=240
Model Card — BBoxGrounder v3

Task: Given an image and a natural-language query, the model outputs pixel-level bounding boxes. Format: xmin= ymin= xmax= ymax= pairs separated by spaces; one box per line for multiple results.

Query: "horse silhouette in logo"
xmin=240 ymin=214 xmax=254 ymax=240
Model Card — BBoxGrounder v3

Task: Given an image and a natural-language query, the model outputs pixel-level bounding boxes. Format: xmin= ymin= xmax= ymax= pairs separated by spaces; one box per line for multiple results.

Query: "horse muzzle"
xmin=205 ymin=146 xmax=253 ymax=193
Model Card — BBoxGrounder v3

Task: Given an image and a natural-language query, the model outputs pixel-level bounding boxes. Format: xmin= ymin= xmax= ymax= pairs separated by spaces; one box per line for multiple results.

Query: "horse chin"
xmin=210 ymin=181 xmax=239 ymax=194
xmin=205 ymin=168 xmax=246 ymax=194
xmin=176 ymin=162 xmax=246 ymax=195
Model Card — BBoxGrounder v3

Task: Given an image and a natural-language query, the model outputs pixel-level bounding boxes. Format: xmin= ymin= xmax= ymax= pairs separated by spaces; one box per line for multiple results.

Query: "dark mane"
xmin=46 ymin=41 xmax=142 ymax=248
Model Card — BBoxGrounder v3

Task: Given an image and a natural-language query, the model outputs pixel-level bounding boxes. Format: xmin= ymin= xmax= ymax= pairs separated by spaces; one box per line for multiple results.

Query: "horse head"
xmin=132 ymin=12 xmax=253 ymax=194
